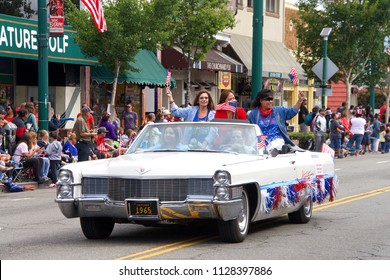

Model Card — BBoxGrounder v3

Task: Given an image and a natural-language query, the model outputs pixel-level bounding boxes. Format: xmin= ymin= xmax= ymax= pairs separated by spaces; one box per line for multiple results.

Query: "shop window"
xmin=0 ymin=57 xmax=13 ymax=74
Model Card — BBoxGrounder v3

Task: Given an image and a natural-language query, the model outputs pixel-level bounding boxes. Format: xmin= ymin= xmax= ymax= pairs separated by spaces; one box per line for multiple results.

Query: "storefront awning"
xmin=162 ymin=47 xmax=243 ymax=73
xmin=91 ymin=49 xmax=176 ymax=88
xmin=228 ymin=34 xmax=306 ymax=79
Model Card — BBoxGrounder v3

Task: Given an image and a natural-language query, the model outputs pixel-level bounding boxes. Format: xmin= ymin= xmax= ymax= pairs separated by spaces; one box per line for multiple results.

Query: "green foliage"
xmin=357 ymin=91 xmax=385 ymax=109
xmin=296 ymin=0 xmax=389 ymax=80
xmin=152 ymin=0 xmax=235 ymax=55
xmin=289 ymin=132 xmax=314 ymax=147
xmin=64 ymin=0 xmax=151 ymax=73
xmin=295 ymin=0 xmax=390 ymax=107
xmin=149 ymin=0 xmax=236 ymax=104
xmin=0 ymin=0 xmax=35 ymax=18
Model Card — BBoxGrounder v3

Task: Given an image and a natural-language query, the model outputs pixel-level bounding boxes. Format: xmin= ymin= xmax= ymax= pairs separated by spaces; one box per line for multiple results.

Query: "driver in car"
xmin=221 ymin=129 xmax=256 ymax=154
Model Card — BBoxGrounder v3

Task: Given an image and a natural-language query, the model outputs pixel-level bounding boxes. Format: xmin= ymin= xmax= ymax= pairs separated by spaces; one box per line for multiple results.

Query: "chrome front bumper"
xmin=56 ymin=195 xmax=242 ymax=222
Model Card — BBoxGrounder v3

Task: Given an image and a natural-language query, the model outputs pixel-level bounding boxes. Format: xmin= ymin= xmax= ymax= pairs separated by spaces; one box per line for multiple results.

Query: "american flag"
xmin=81 ymin=0 xmax=107 ymax=32
xmin=288 ymin=67 xmax=299 ymax=85
xmin=166 ymin=71 xmax=171 ymax=87
xmin=97 ymin=142 xmax=108 ymax=153
xmin=257 ymin=135 xmax=267 ymax=149
xmin=118 ymin=139 xmax=124 ymax=149
xmin=216 ymin=101 xmax=237 ymax=113
xmin=321 ymin=143 xmax=335 ymax=158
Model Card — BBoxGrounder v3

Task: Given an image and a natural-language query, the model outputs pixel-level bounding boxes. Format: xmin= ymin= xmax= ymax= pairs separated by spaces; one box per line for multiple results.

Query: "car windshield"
xmin=127 ymin=122 xmax=260 ymax=155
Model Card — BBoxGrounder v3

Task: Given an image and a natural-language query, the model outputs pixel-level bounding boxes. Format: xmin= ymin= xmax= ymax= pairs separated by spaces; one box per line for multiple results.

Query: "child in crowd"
xmin=379 ymin=125 xmax=386 ymax=153
xmin=361 ymin=119 xmax=372 ymax=155
xmin=45 ymin=131 xmax=62 ymax=182
xmin=383 ymin=128 xmax=390 ymax=154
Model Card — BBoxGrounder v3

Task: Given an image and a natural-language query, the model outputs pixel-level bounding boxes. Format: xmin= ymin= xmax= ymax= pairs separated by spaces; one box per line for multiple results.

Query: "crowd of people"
xmin=299 ymin=101 xmax=390 ymax=158
xmin=2 ymin=89 xmax=389 ymax=192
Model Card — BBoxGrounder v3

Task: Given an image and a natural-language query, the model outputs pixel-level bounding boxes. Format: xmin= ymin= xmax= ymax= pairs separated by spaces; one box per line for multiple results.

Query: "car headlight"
xmin=215 ymin=186 xmax=229 ymax=200
xmin=58 ymin=169 xmax=73 ymax=183
xmin=213 ymin=170 xmax=231 ymax=185
xmin=57 ymin=185 xmax=73 ymax=199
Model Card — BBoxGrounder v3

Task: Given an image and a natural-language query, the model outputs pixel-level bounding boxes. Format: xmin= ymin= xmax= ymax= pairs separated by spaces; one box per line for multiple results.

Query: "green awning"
xmin=91 ymin=49 xmax=176 ymax=88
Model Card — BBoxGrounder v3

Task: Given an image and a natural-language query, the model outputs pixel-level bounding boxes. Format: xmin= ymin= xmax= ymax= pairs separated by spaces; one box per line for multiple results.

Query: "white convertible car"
xmin=55 ymin=121 xmax=337 ymax=243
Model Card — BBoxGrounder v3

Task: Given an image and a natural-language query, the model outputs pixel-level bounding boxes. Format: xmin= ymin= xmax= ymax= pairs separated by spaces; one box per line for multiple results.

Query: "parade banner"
xmin=49 ymin=0 xmax=65 ymax=36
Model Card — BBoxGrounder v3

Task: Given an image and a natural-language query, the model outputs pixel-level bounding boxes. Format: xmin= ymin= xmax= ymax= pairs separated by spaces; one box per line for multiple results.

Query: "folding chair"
xmin=10 ymin=161 xmax=34 ymax=183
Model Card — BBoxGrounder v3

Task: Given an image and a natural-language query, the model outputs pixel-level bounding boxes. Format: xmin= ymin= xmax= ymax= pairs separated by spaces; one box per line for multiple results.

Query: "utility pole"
xmin=38 ymin=0 xmax=49 ymax=130
xmin=251 ymin=0 xmax=263 ymax=100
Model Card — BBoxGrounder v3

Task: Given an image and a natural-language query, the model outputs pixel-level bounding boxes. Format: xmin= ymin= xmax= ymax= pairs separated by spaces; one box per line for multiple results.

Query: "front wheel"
xmin=80 ymin=217 xmax=115 ymax=239
xmin=218 ymin=190 xmax=250 ymax=243
xmin=288 ymin=196 xmax=312 ymax=224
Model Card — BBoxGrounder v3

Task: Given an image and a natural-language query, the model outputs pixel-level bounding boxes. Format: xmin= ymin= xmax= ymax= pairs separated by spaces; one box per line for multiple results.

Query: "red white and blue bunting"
xmin=260 ymin=175 xmax=338 ymax=214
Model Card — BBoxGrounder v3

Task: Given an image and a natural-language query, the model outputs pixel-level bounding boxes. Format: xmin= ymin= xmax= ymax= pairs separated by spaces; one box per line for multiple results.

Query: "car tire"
xmin=288 ymin=196 xmax=312 ymax=224
xmin=218 ymin=189 xmax=249 ymax=243
xmin=80 ymin=217 xmax=115 ymax=239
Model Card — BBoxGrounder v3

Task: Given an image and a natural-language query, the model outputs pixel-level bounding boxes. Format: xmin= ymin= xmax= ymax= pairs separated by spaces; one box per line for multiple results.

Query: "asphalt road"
xmin=1 ymin=152 xmax=389 ymax=261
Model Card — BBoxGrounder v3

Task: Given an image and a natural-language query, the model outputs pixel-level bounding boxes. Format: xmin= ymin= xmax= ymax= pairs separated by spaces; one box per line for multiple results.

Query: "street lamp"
xmin=320 ymin=27 xmax=332 ymax=109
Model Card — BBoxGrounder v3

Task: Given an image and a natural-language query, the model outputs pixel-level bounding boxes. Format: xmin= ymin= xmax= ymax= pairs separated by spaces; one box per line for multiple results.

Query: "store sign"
xmin=0 ymin=14 xmax=97 ymax=65
xmin=263 ymin=78 xmax=283 ymax=93
xmin=268 ymin=72 xmax=282 ymax=78
xmin=206 ymin=62 xmax=231 ymax=71
xmin=218 ymin=71 xmax=231 ymax=90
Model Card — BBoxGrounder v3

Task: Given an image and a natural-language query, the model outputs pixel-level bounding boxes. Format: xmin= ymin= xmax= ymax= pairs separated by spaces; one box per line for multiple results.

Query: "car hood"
xmin=65 ymin=152 xmax=259 ymax=179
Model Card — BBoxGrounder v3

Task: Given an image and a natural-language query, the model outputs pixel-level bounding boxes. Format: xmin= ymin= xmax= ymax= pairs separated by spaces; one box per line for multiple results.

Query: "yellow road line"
xmin=117 ymin=185 xmax=390 ymax=260
xmin=115 ymin=234 xmax=216 ymax=260
xmin=315 ymin=186 xmax=390 ymax=211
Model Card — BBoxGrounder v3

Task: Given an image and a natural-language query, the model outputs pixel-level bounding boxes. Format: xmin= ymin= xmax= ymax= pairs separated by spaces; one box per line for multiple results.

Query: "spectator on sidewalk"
xmin=361 ymin=119 xmax=372 ymax=154
xmin=371 ymin=113 xmax=381 ymax=153
xmin=329 ymin=113 xmax=345 ymax=158
xmin=98 ymin=112 xmax=117 ymax=141
xmin=63 ymin=132 xmax=78 ymax=161
xmin=347 ymin=110 xmax=366 ymax=156
xmin=12 ymin=108 xmax=28 ymax=143
xmin=73 ymin=106 xmax=97 ymax=162
xmin=25 ymin=102 xmax=38 ymax=132
xmin=5 ymin=104 xmax=16 ymax=123
xmin=45 ymin=131 xmax=62 ymax=182
xmin=121 ymin=102 xmax=138 ymax=132
xmin=11 ymin=132 xmax=46 ymax=184
xmin=313 ymin=108 xmax=327 ymax=152
xmin=383 ymin=128 xmax=390 ymax=153
xmin=298 ymin=98 xmax=309 ymax=132
xmin=76 ymin=103 xmax=95 ymax=130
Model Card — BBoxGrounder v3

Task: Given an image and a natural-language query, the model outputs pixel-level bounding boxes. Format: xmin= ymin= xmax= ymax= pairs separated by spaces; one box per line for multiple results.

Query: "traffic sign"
xmin=315 ymin=87 xmax=332 ymax=97
xmin=312 ymin=57 xmax=339 ymax=81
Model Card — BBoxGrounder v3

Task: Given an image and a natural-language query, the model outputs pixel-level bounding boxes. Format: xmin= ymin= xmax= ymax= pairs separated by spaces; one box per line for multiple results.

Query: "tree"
xmin=295 ymin=0 xmax=390 ymax=110
xmin=64 ymin=0 xmax=153 ymax=117
xmin=0 ymin=0 xmax=35 ymax=18
xmin=150 ymin=0 xmax=236 ymax=106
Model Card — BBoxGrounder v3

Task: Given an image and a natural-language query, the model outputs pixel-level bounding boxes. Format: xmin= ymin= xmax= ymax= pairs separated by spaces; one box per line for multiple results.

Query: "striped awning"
xmin=162 ymin=47 xmax=243 ymax=73
xmin=228 ymin=33 xmax=306 ymax=79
